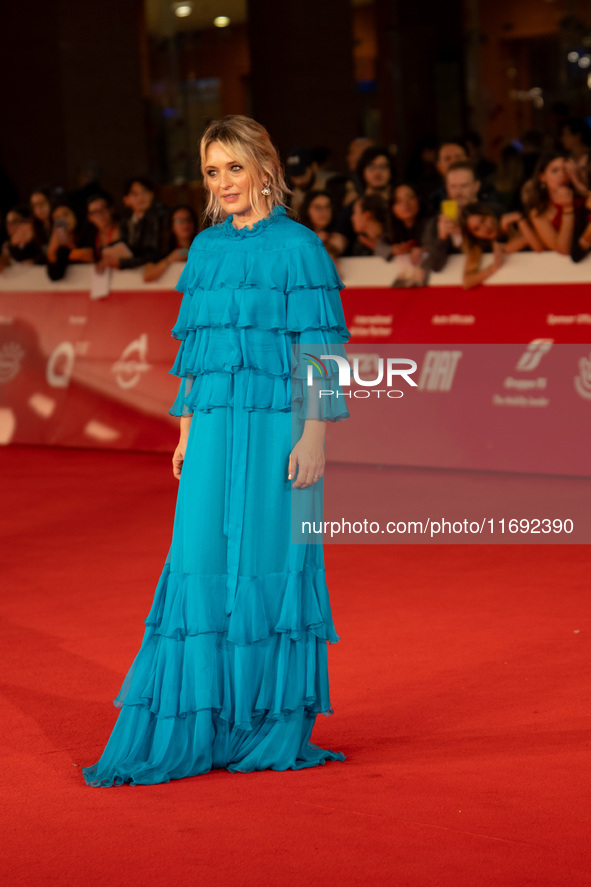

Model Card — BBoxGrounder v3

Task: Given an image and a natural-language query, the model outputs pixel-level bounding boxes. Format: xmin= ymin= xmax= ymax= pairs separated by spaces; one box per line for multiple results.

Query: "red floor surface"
xmin=1 ymin=445 xmax=590 ymax=887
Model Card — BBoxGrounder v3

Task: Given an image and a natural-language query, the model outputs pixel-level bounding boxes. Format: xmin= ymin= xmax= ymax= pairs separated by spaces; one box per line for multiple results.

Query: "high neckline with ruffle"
xmin=222 ymin=205 xmax=287 ymax=238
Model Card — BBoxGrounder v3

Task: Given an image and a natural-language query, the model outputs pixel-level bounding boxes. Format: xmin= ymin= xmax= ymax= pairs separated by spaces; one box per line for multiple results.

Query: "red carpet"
xmin=1 ymin=445 xmax=589 ymax=886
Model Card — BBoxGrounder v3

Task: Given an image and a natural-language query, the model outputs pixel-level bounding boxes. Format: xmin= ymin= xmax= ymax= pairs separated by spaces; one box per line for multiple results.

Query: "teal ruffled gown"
xmin=81 ymin=205 xmax=350 ymax=786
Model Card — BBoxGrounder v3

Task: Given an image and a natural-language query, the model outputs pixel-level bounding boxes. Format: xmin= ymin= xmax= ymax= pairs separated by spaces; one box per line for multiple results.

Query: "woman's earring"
xmin=261 ymin=181 xmax=271 ymax=196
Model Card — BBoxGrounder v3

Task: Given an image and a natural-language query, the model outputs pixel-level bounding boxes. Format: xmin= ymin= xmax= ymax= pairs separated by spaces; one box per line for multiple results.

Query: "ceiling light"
xmin=578 ymin=55 xmax=591 ymax=68
xmin=567 ymin=51 xmax=579 ymax=63
xmin=173 ymin=2 xmax=193 ymax=17
xmin=213 ymin=16 xmax=231 ymax=27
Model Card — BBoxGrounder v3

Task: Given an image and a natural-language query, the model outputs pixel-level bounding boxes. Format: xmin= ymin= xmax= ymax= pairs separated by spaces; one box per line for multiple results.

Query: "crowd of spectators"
xmin=0 ymin=172 xmax=198 ymax=285
xmin=287 ymin=119 xmax=591 ymax=287
xmin=2 ymin=118 xmax=591 ymax=289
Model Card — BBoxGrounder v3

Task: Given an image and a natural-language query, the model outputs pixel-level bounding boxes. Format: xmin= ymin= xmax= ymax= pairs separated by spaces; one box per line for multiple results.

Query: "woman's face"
xmin=363 ymin=154 xmax=391 ymax=191
xmin=467 ymin=213 xmax=498 ymax=241
xmin=87 ymin=198 xmax=112 ymax=230
xmin=5 ymin=210 xmax=25 ymax=235
xmin=540 ymin=158 xmax=568 ymax=192
xmin=52 ymin=205 xmax=77 ymax=232
xmin=172 ymin=209 xmax=195 ymax=242
xmin=307 ymin=195 xmax=332 ymax=231
xmin=204 ymin=141 xmax=256 ymax=219
xmin=30 ymin=192 xmax=51 ymax=223
xmin=392 ymin=185 xmax=419 ymax=223
xmin=125 ymin=182 xmax=154 ymax=215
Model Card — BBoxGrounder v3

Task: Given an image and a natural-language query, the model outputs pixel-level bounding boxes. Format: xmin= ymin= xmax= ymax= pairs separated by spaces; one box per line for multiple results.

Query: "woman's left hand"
xmin=288 ymin=438 xmax=325 ymax=488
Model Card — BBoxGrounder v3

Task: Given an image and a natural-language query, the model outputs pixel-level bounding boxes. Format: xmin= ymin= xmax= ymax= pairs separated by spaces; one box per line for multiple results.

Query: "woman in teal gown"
xmin=81 ymin=115 xmax=350 ymax=786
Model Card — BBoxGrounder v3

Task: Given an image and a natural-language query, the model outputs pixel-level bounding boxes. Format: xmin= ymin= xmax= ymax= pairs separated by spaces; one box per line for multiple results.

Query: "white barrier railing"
xmin=2 ymin=252 xmax=591 ymax=295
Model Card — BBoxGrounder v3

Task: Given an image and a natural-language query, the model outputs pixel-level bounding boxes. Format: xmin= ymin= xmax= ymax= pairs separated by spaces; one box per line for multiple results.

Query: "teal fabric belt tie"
xmin=223 ymin=400 xmax=250 ymax=616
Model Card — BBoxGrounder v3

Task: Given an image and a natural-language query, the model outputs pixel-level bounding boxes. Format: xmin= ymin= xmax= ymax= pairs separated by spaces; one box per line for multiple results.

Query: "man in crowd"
xmin=101 ymin=176 xmax=169 ymax=270
xmin=426 ymin=140 xmax=468 ymax=213
xmin=422 ymin=160 xmax=480 ymax=272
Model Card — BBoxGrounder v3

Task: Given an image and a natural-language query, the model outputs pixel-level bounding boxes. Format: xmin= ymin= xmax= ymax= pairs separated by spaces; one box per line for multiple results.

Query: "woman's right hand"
xmin=565 ymin=159 xmax=588 ymax=196
xmin=172 ymin=439 xmax=187 ymax=479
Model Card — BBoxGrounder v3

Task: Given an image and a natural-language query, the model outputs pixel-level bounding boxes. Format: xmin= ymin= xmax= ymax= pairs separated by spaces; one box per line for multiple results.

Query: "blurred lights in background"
xmin=509 ymin=86 xmax=544 ymax=109
xmin=171 ymin=4 xmax=230 ymax=26
xmin=173 ymin=2 xmax=193 ymax=17
xmin=567 ymin=49 xmax=591 ymax=69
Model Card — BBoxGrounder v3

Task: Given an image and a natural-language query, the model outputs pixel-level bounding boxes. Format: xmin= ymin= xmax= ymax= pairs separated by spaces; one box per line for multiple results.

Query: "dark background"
xmin=2 ymin=0 xmax=591 ymax=203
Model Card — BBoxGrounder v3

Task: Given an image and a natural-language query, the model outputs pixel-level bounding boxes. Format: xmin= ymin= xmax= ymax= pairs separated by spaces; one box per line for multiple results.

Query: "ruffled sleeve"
xmin=287 ymin=240 xmax=351 ymax=423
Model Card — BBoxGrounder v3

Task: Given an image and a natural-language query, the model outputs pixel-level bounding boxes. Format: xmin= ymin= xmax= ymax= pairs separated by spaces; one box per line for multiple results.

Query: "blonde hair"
xmin=199 ymin=115 xmax=292 ymax=225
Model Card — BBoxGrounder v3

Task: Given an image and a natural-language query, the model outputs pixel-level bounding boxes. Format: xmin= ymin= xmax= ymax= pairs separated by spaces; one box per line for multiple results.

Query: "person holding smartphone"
xmin=422 ymin=160 xmax=481 ymax=272
xmin=46 ymin=202 xmax=87 ymax=281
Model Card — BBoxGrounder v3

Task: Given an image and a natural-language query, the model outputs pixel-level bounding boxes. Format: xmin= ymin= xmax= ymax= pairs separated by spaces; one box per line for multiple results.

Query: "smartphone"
xmin=440 ymin=199 xmax=458 ymax=220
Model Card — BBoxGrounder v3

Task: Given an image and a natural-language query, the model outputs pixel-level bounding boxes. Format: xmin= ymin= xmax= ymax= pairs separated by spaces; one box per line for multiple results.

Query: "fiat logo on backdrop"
xmin=112 ymin=333 xmax=151 ymax=389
